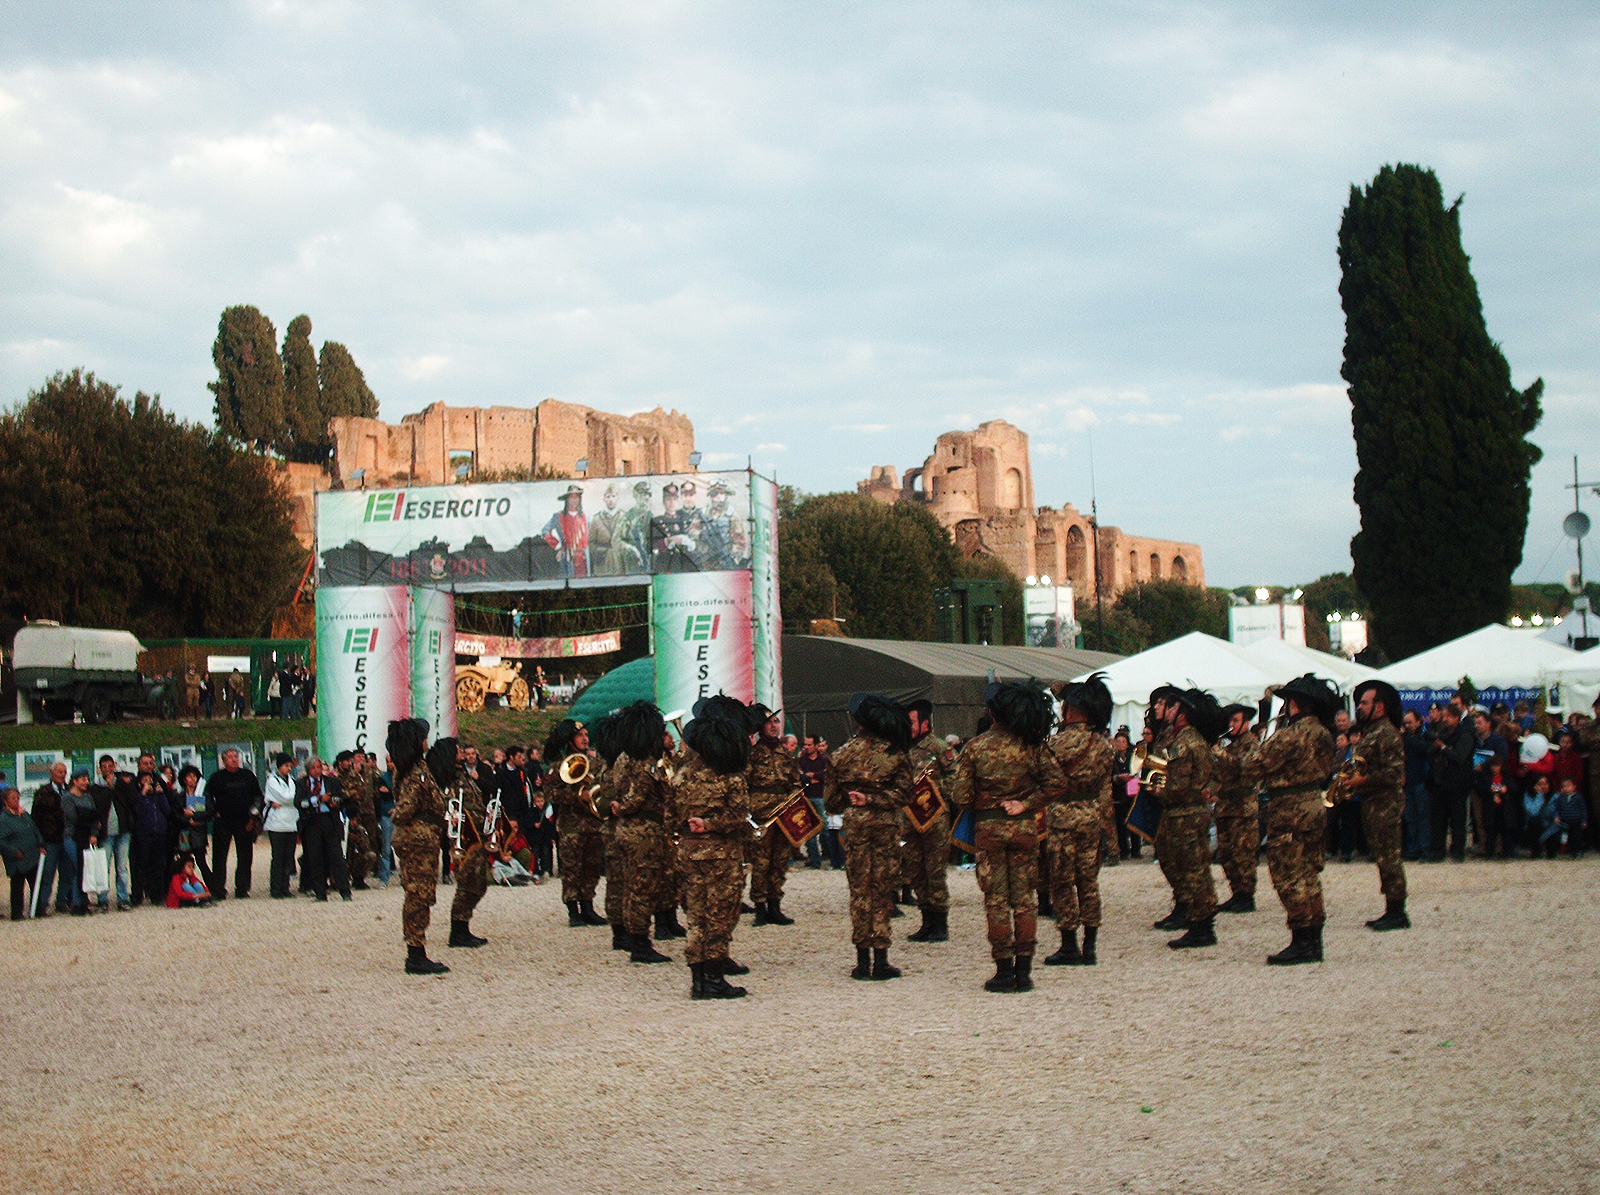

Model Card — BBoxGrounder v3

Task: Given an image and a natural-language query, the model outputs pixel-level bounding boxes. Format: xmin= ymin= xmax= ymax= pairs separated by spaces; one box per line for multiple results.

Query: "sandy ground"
xmin=3 ymin=847 xmax=1597 ymax=1195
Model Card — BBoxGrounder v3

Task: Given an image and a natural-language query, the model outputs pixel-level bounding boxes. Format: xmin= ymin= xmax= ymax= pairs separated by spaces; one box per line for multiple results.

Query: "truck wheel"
xmin=83 ymin=689 xmax=113 ymax=725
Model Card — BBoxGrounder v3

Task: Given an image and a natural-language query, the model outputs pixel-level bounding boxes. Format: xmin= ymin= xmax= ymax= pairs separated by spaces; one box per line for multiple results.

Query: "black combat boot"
xmin=1012 ymin=956 xmax=1034 ymax=992
xmin=1080 ymin=925 xmax=1098 ymax=965
xmin=722 ymin=958 xmax=750 ymax=976
xmin=689 ymin=961 xmax=707 ymax=999
xmin=752 ymin=901 xmax=773 ymax=926
xmin=657 ymin=908 xmax=687 ymax=939
xmin=870 ymin=947 xmax=901 ymax=981
xmin=701 ymin=959 xmax=747 ymax=999
xmin=1168 ymin=917 xmax=1217 ymax=949
xmin=1266 ymin=925 xmax=1323 ymax=966
xmin=448 ymin=919 xmax=487 ymax=948
xmin=766 ymin=897 xmax=794 ymax=926
xmin=851 ymin=946 xmax=873 ymax=980
xmin=629 ymin=931 xmax=671 ymax=964
xmin=404 ymin=945 xmax=449 ymax=975
xmin=612 ymin=925 xmax=627 ymax=950
xmin=1217 ymin=891 xmax=1255 ymax=914
xmin=983 ymin=958 xmax=1016 ymax=992
xmin=1366 ymin=899 xmax=1410 ymax=931
xmin=579 ymin=899 xmax=607 ymax=926
xmin=1153 ymin=904 xmax=1186 ymax=931
xmin=1043 ymin=927 xmax=1081 ymax=966
xmin=566 ymin=901 xmax=584 ymax=927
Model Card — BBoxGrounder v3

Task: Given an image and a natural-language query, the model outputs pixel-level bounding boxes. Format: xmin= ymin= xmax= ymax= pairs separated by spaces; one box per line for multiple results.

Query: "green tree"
xmin=1339 ymin=164 xmax=1543 ymax=659
xmin=209 ymin=305 xmax=285 ymax=446
xmin=282 ymin=313 xmax=325 ymax=461
xmin=0 ymin=370 xmax=304 ymax=637
xmin=319 ymin=340 xmax=378 ymax=420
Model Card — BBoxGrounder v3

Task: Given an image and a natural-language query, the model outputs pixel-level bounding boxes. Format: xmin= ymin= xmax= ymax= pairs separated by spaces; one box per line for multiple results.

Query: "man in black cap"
xmin=1209 ymin=703 xmax=1261 ymax=913
xmin=1155 ymin=688 xmax=1223 ymax=951
xmin=745 ymin=703 xmax=803 ymax=925
xmin=1347 ymin=680 xmax=1409 ymax=930
xmin=1240 ymin=675 xmax=1339 ymax=964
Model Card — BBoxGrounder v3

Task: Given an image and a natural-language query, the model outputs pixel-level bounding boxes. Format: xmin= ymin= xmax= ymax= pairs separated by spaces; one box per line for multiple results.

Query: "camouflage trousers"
xmin=1155 ymin=806 xmax=1217 ymax=921
xmin=394 ymin=823 xmax=442 ymax=948
xmin=902 ymin=812 xmax=951 ymax=912
xmin=1266 ymin=792 xmax=1326 ymax=929
xmin=346 ymin=819 xmax=377 ymax=885
xmin=1213 ymin=803 xmax=1259 ymax=898
xmin=616 ymin=819 xmax=671 ymax=936
xmin=558 ymin=826 xmax=605 ymax=905
xmin=1046 ymin=801 xmax=1102 ymax=931
xmin=747 ymin=822 xmax=791 ymax=904
xmin=974 ymin=815 xmax=1040 ymax=961
xmin=681 ymin=847 xmax=742 ymax=964
xmin=448 ymin=842 xmax=489 ymax=923
xmin=842 ymin=809 xmax=899 ymax=949
xmin=1359 ymin=792 xmax=1407 ymax=902
xmin=603 ymin=824 xmax=626 ymax=924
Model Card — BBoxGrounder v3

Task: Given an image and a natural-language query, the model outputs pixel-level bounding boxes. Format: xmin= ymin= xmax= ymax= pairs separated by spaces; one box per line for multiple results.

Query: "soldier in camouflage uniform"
xmin=670 ymin=712 xmax=752 ymax=999
xmin=745 ymin=704 xmax=804 ymax=926
xmin=1043 ymin=674 xmax=1114 ymax=966
xmin=1240 ymin=674 xmax=1339 ymax=965
xmin=446 ymin=742 xmax=490 ymax=948
xmin=1349 ymin=680 xmax=1409 ymax=931
xmin=904 ymin=699 xmax=958 ymax=943
xmin=610 ymin=703 xmax=675 ymax=964
xmin=544 ymin=719 xmax=608 ymax=927
xmin=1153 ymin=688 xmax=1224 ymax=950
xmin=389 ymin=719 xmax=451 ymax=975
xmin=950 ymin=682 xmax=1068 ymax=993
xmin=824 ymin=694 xmax=915 ymax=981
xmin=1209 ymin=703 xmax=1261 ymax=914
xmin=337 ymin=752 xmax=379 ymax=889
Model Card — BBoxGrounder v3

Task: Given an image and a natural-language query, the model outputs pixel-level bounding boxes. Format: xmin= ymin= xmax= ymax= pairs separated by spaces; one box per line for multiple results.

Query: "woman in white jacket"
xmin=263 ymin=755 xmax=299 ymax=899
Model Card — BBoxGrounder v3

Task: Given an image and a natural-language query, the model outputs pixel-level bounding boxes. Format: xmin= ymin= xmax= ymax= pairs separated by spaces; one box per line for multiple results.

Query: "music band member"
xmin=949 ymin=682 xmax=1067 ymax=993
xmin=1240 ymin=674 xmax=1339 ymax=965
xmin=824 ymin=694 xmax=915 ymax=982
xmin=746 ymin=703 xmax=803 ymax=927
xmin=1043 ymin=673 xmax=1114 ymax=966
xmin=1210 ymin=703 xmax=1262 ymax=914
xmin=1348 ymin=680 xmax=1410 ymax=931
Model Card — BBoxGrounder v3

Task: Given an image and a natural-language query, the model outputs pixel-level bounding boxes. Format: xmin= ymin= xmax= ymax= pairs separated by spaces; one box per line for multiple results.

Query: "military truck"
xmin=12 ymin=622 xmax=176 ymax=724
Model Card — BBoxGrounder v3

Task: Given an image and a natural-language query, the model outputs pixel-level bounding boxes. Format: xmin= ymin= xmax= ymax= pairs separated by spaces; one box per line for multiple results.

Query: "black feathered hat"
xmin=984 ymin=681 xmax=1053 ymax=747
xmin=425 ymin=737 xmax=458 ymax=788
xmin=543 ymin=718 xmax=584 ymax=764
xmin=615 ymin=701 xmax=667 ymax=764
xmin=849 ymin=693 xmax=912 ymax=753
xmin=1352 ymin=679 xmax=1403 ymax=728
xmin=386 ymin=718 xmax=429 ymax=781
xmin=590 ymin=713 xmax=624 ymax=767
xmin=1278 ymin=673 xmax=1342 ymax=721
xmin=683 ymin=714 xmax=751 ymax=776
xmin=1054 ymin=672 xmax=1114 ymax=733
xmin=1173 ymin=688 xmax=1227 ymax=743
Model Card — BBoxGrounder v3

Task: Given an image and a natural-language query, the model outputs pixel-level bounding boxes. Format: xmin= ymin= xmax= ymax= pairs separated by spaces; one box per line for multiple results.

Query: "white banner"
xmin=316 ymin=586 xmax=411 ymax=759
xmin=410 ymin=586 xmax=457 ymax=743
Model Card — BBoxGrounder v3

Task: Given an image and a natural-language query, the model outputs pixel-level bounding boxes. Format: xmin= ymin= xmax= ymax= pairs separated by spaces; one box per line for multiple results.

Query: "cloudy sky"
xmin=2 ymin=1 xmax=1596 ymax=589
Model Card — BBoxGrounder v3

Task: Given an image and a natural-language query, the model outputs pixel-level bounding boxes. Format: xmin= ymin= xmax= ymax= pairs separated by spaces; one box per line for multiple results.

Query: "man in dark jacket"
xmin=1428 ymin=704 xmax=1476 ymax=862
xmin=205 ymin=748 xmax=263 ymax=899
xmin=295 ymin=757 xmax=351 ymax=901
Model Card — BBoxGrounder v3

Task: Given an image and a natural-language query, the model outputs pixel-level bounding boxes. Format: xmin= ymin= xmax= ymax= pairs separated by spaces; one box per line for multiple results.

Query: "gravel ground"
xmin=3 ymin=848 xmax=1597 ymax=1195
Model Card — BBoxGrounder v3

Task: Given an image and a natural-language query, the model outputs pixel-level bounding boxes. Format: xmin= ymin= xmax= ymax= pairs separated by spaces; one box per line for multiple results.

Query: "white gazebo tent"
xmin=1070 ymin=631 xmax=1279 ymax=733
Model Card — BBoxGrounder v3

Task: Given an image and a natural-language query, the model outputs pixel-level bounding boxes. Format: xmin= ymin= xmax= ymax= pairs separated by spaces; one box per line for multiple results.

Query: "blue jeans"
xmin=1404 ymin=782 xmax=1431 ymax=858
xmin=804 ymin=798 xmax=825 ymax=866
xmin=103 ymin=832 xmax=132 ymax=905
xmin=376 ymin=815 xmax=395 ymax=883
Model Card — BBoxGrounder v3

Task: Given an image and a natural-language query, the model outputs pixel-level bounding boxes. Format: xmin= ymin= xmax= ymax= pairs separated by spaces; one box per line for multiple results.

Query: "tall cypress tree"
xmin=282 ymin=314 xmax=324 ymax=459
xmin=208 ymin=305 xmax=286 ymax=447
xmin=318 ymin=340 xmax=379 ymax=420
xmin=1338 ymin=164 xmax=1543 ymax=660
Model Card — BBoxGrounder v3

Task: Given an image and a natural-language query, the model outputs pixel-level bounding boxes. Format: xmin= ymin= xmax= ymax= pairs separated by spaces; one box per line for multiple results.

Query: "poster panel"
xmin=652 ymin=571 xmax=754 ymax=714
xmin=316 ymin=471 xmax=753 ymax=592
xmin=410 ymin=585 xmax=457 ymax=742
xmin=316 ymin=585 xmax=411 ymax=759
xmin=749 ymin=474 xmax=782 ymax=714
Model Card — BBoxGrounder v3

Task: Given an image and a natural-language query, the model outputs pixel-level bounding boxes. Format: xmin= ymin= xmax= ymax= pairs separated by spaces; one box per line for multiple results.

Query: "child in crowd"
xmin=166 ymin=854 xmax=212 ymax=908
xmin=1550 ymin=778 xmax=1588 ymax=858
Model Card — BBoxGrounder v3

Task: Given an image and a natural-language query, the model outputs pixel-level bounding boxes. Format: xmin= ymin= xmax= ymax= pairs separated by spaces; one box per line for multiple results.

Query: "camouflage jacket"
xmin=1044 ymin=723 xmax=1113 ymax=805
xmin=1240 ymin=715 xmax=1335 ymax=796
xmin=613 ymin=753 xmax=669 ymax=821
xmin=1209 ymin=728 xmax=1259 ymax=809
xmin=1350 ymin=718 xmax=1404 ymax=801
xmin=949 ymin=728 xmax=1068 ymax=815
xmin=823 ymin=733 xmax=913 ymax=816
xmin=669 ymin=750 xmax=750 ymax=858
xmin=393 ymin=764 xmax=446 ymax=837
xmin=549 ymin=751 xmax=604 ymax=832
xmin=1158 ymin=725 xmax=1212 ymax=811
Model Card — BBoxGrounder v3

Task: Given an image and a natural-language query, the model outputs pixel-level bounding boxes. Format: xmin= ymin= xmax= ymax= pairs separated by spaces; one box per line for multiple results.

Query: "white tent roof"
xmin=1374 ymin=623 xmax=1579 ymax=690
xmin=1239 ymin=638 xmax=1381 ymax=688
